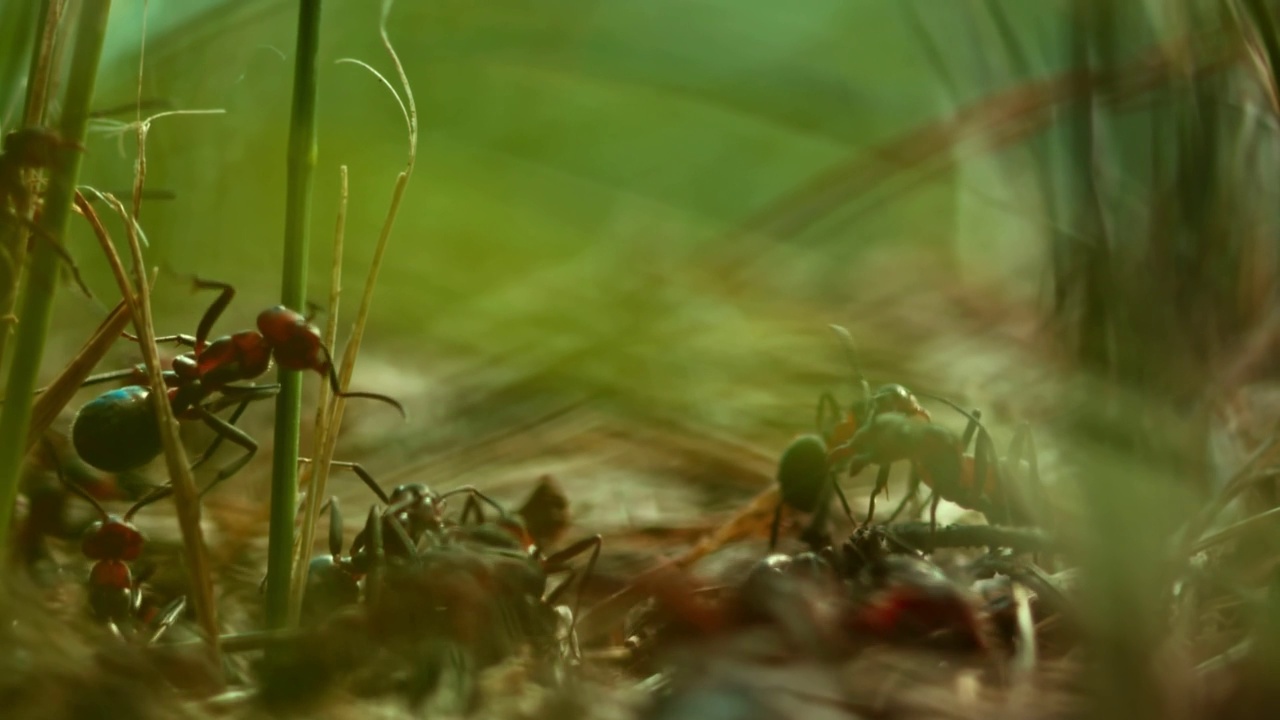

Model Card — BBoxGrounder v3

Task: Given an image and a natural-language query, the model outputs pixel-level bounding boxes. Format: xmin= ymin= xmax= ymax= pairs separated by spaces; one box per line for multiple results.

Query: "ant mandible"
xmin=68 ymin=278 xmax=406 ymax=489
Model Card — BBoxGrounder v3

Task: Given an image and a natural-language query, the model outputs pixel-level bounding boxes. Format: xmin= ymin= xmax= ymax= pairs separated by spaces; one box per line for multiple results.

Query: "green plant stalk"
xmin=266 ymin=0 xmax=321 ymax=632
xmin=0 ymin=0 xmax=39 ymax=125
xmin=0 ymin=0 xmax=57 ymax=374
xmin=0 ymin=0 xmax=111 ymax=565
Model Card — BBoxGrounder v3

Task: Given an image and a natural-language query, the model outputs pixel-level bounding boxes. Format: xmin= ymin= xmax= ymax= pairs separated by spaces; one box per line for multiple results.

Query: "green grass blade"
xmin=266 ymin=0 xmax=322 ymax=632
xmin=0 ymin=0 xmax=112 ymax=566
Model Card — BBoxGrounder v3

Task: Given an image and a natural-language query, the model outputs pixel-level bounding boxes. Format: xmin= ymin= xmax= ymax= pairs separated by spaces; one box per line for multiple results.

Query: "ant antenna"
xmin=316 ymin=343 xmax=407 ymax=418
xmin=828 ymin=324 xmax=872 ymax=405
xmin=913 ymin=390 xmax=988 ymax=430
xmin=42 ymin=435 xmax=108 ymax=518
xmin=124 ymin=484 xmax=176 ymax=520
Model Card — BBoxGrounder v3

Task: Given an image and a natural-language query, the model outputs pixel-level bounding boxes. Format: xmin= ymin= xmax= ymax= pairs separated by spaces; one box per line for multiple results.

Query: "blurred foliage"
xmin=30 ymin=0 xmax=984 ymax=440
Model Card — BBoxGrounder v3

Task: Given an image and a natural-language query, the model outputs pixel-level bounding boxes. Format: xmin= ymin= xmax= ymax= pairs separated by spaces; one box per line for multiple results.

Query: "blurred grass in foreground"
xmin=7 ymin=1 xmax=1280 ymax=717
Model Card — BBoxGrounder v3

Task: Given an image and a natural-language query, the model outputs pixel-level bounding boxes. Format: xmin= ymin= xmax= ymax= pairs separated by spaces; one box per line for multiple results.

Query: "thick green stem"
xmin=0 ymin=0 xmax=111 ymax=565
xmin=266 ymin=0 xmax=321 ymax=631
xmin=0 ymin=0 xmax=57 ymax=374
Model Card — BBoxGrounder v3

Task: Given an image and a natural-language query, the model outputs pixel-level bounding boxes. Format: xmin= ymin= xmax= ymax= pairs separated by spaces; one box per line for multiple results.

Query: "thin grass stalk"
xmin=0 ymin=0 xmax=110 ymax=566
xmin=75 ymin=191 xmax=222 ymax=668
xmin=287 ymin=164 xmax=346 ymax=623
xmin=266 ymin=0 xmax=322 ymax=632
xmin=288 ymin=0 xmax=416 ymax=616
xmin=111 ymin=190 xmax=222 ymax=670
xmin=0 ymin=0 xmax=60 ymax=374
xmin=312 ymin=0 xmax=417 ymax=581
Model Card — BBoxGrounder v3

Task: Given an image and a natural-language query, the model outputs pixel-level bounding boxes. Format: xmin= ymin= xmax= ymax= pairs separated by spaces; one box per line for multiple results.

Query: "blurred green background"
xmin=11 ymin=0 xmax=1242 ymax=465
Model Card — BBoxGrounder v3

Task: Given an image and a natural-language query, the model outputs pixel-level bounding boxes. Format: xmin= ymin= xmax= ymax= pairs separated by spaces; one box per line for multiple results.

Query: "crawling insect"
xmin=61 ymin=278 xmax=405 ymax=496
xmin=769 ymin=325 xmax=943 ymax=549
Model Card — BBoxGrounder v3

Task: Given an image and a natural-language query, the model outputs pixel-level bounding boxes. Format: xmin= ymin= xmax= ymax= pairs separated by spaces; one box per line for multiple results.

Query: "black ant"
xmin=300 ymin=496 xmax=372 ymax=623
xmin=313 ymin=459 xmax=603 ymax=626
xmin=304 ymin=459 xmax=506 ymax=566
xmin=303 ymin=460 xmax=603 ymax=656
xmin=62 ymin=278 xmax=405 ymax=492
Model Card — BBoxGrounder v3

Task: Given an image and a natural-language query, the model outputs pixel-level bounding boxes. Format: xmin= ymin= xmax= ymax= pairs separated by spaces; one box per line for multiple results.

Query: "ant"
xmin=66 ymin=278 xmax=406 ymax=491
xmin=768 ymin=325 xmax=937 ymax=550
xmin=43 ymin=438 xmax=187 ymax=641
xmin=305 ymin=459 xmax=507 ymax=566
xmin=301 ymin=496 xmax=377 ymax=623
xmin=314 ymin=459 xmax=603 ymax=629
xmin=828 ymin=402 xmax=1040 ymax=532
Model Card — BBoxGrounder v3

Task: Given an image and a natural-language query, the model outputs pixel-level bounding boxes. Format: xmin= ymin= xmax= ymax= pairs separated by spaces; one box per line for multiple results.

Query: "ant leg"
xmin=886 ymin=467 xmax=922 ymax=522
xmin=27 ymin=366 xmax=147 ymax=399
xmin=973 ymin=428 xmax=1010 ymax=525
xmin=190 ymin=385 xmax=278 ymax=471
xmin=865 ymin=464 xmax=891 ymax=524
xmin=929 ymin=493 xmax=941 ymax=539
xmin=459 ymin=494 xmax=485 ymax=524
xmin=189 ymin=397 xmax=252 ymax=471
xmin=816 ymin=391 xmax=842 ymax=439
xmin=768 ymin=501 xmax=785 ymax=551
xmin=386 ymin=510 xmax=419 ymax=558
xmin=124 ymin=332 xmax=197 ymax=346
xmin=193 ymin=408 xmax=259 ymax=495
xmin=146 ymin=596 xmax=188 ymax=646
xmin=439 ymin=485 xmax=507 ymax=519
xmin=544 ymin=534 xmax=602 ymax=636
xmin=959 ymin=409 xmax=982 ymax=452
xmin=326 ymin=496 xmax=344 ymax=559
xmin=363 ymin=505 xmax=385 ymax=605
xmin=311 ymin=459 xmax=391 ymax=504
xmin=189 ymin=278 xmax=236 ymax=351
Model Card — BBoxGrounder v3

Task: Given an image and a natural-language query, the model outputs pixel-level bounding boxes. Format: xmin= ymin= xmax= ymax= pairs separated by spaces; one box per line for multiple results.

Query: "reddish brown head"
xmin=871 ymin=384 xmax=932 ymax=421
xmin=257 ymin=306 xmax=326 ymax=373
xmin=81 ymin=516 xmax=145 ymax=562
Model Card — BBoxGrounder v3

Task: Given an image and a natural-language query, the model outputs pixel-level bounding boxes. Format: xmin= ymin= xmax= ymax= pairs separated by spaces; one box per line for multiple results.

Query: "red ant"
xmin=769 ymin=325 xmax=937 ymax=550
xmin=828 ymin=402 xmax=1040 ymax=532
xmin=63 ymin=278 xmax=405 ymax=492
xmin=42 ymin=438 xmax=188 ymax=641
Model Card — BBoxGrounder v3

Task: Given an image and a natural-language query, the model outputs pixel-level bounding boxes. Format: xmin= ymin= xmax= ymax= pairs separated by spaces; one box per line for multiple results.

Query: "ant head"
xmin=389 ymin=483 xmax=444 ymax=533
xmin=872 ymin=384 xmax=931 ymax=420
xmin=389 ymin=483 xmax=437 ymax=508
xmin=255 ymin=305 xmax=311 ymax=340
xmin=81 ymin=516 xmax=145 ymax=562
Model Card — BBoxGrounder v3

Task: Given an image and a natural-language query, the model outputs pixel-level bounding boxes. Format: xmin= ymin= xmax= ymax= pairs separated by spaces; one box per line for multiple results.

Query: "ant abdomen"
xmin=776 ymin=434 xmax=829 ymax=513
xmin=71 ymin=386 xmax=163 ymax=474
